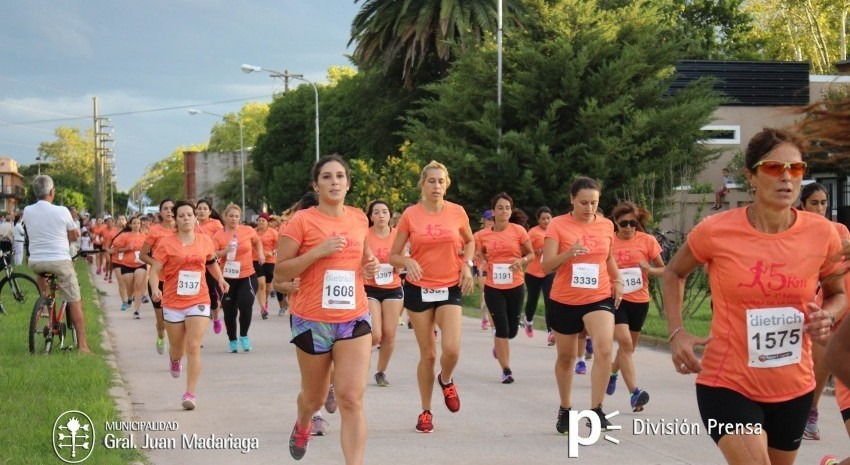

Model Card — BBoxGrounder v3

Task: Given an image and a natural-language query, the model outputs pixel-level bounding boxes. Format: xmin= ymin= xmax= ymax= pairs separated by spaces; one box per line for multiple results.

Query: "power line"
xmin=6 ymin=95 xmax=271 ymax=125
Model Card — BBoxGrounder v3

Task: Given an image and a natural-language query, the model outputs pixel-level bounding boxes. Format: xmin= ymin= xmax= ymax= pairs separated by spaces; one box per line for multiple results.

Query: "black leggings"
xmin=484 ymin=285 xmax=525 ymax=339
xmin=524 ymin=272 xmax=554 ymax=331
xmin=222 ymin=274 xmax=258 ymax=341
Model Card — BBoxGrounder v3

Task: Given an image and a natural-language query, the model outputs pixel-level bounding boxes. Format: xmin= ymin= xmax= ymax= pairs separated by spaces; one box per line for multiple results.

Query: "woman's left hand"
xmin=460 ymin=265 xmax=474 ymax=295
xmin=362 ymin=256 xmax=380 ymax=279
xmin=805 ymin=302 xmax=833 ymax=345
xmin=510 ymin=258 xmax=524 ymax=271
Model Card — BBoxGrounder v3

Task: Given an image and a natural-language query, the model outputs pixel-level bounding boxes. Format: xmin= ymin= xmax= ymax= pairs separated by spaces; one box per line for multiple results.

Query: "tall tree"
xmin=206 ymin=102 xmax=270 ymax=152
xmin=252 ymin=67 xmax=412 ymax=210
xmin=402 ymin=0 xmax=724 ymax=214
xmin=349 ymin=0 xmax=524 ymax=87
xmin=745 ymin=0 xmax=849 ymax=73
xmin=36 ymin=126 xmax=96 ymax=209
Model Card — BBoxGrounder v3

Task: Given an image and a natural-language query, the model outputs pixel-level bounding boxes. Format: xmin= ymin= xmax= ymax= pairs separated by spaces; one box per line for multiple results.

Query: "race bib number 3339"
xmin=746 ymin=307 xmax=804 ymax=369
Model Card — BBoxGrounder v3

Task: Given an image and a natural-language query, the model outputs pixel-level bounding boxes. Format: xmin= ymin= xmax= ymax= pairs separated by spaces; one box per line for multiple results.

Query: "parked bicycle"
xmin=28 ymin=250 xmax=96 ymax=354
xmin=0 ymin=250 xmax=38 ymax=316
xmin=652 ymin=229 xmax=685 ymax=263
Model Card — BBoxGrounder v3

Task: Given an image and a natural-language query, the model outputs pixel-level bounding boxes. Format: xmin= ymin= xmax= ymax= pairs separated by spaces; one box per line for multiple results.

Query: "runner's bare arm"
xmin=390 ymin=229 xmax=421 ymax=281
xmin=827 ymin=317 xmax=850 ymax=387
xmin=276 ymin=235 xmax=343 ymax=282
xmin=139 ymin=242 xmax=155 ymax=266
xmin=662 ymin=243 xmax=712 ymax=374
xmin=254 ymin=235 xmax=265 ymax=266
xmin=542 ymin=237 xmax=586 ymax=275
xmin=147 ymin=259 xmax=164 ymax=301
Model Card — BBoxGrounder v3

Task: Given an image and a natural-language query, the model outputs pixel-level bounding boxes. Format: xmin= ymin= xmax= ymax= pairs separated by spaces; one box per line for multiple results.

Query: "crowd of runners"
xmin=26 ymin=98 xmax=850 ymax=465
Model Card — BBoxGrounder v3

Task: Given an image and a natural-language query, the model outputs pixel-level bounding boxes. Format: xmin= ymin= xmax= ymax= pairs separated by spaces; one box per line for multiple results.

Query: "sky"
xmin=0 ymin=0 xmax=362 ymax=191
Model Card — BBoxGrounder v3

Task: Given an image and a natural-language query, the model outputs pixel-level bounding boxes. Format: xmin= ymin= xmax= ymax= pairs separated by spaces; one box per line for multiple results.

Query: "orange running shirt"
xmin=153 ymin=234 xmax=215 ymax=309
xmin=525 ymin=225 xmax=548 ymax=278
xmin=473 ymin=229 xmax=486 ymax=268
xmin=255 ymin=227 xmax=279 ymax=263
xmin=91 ymin=224 xmax=104 ymax=245
xmin=102 ymin=227 xmax=120 ymax=263
xmin=213 ymin=225 xmax=258 ymax=279
xmin=478 ymin=223 xmax=530 ymax=290
xmin=281 ymin=206 xmax=369 ymax=323
xmin=612 ymin=231 xmax=662 ymax=303
xmin=397 ymin=202 xmax=470 ymax=289
xmin=144 ymin=223 xmax=175 ymax=249
xmin=687 ymin=208 xmax=842 ymax=402
xmin=546 ymin=213 xmax=616 ymax=305
xmin=196 ymin=218 xmax=223 ymax=239
xmin=111 ymin=232 xmax=147 ymax=267
xmin=365 ymin=227 xmax=401 ymax=289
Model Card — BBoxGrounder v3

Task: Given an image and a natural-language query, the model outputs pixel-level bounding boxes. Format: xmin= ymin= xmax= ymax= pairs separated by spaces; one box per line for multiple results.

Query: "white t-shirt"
xmin=13 ymin=222 xmax=25 ymax=242
xmin=22 ymin=200 xmax=78 ymax=262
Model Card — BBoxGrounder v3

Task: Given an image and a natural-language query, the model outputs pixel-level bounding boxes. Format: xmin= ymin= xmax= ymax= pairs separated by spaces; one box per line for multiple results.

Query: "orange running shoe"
xmin=437 ymin=373 xmax=460 ymax=412
xmin=416 ymin=410 xmax=434 ymax=433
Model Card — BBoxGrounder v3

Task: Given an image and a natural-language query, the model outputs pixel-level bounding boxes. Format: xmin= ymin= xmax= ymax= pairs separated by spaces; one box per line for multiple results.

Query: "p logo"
xmin=567 ymin=409 xmax=620 ymax=458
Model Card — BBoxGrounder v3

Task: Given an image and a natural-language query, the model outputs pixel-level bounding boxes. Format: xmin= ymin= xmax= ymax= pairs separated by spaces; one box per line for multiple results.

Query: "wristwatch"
xmin=466 ymin=260 xmax=474 ymax=267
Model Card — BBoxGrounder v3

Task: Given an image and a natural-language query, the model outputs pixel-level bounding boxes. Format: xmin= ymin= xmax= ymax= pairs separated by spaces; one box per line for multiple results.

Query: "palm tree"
xmin=349 ymin=0 xmax=522 ymax=87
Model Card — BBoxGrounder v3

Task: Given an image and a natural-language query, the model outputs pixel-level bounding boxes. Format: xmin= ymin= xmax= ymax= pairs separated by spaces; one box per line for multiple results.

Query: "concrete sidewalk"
xmin=92 ymin=266 xmax=848 ymax=464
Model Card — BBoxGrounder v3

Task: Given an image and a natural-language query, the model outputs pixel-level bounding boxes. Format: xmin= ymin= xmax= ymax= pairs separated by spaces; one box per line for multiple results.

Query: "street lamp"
xmin=241 ymin=63 xmax=320 ymax=162
xmin=35 ymin=155 xmax=42 ymax=175
xmin=189 ymin=109 xmax=246 ymax=221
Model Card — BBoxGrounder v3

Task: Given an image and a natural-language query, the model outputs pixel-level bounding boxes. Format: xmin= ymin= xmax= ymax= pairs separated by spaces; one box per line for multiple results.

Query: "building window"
xmin=700 ymin=125 xmax=741 ymax=145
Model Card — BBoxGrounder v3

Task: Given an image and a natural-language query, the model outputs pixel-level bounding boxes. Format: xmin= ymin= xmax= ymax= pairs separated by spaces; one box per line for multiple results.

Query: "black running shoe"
xmin=556 ymin=406 xmax=570 ymax=435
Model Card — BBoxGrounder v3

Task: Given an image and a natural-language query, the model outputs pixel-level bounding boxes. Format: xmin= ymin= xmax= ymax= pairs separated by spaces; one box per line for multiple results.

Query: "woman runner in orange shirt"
xmin=111 ymin=215 xmax=149 ymax=319
xmin=542 ymin=177 xmax=624 ymax=435
xmin=663 ymin=128 xmax=843 ymax=465
xmin=477 ymin=192 xmax=534 ymax=384
xmin=212 ymin=204 xmax=263 ymax=353
xmin=140 ymin=199 xmax=176 ymax=355
xmin=364 ymin=199 xmax=404 ymax=387
xmin=254 ymin=212 xmax=278 ymax=319
xmin=276 ymin=155 xmax=379 ymax=463
xmin=606 ymin=201 xmax=665 ymax=411
xmin=389 ymin=160 xmax=475 ymax=433
xmin=524 ymin=207 xmax=555 ymax=343
xmin=148 ymin=200 xmax=229 ymax=410
xmin=196 ymin=199 xmax=224 ymax=333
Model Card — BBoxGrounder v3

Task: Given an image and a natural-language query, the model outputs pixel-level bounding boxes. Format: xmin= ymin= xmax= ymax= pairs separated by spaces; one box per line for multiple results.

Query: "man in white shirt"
xmin=22 ymin=175 xmax=88 ymax=353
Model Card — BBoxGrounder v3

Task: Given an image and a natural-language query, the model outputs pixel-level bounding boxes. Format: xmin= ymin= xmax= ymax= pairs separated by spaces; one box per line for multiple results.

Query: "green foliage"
xmin=660 ymin=0 xmax=761 ymax=60
xmin=349 ymin=0 xmax=525 ymax=87
xmin=130 ymin=146 xmax=203 ymax=205
xmin=402 ymin=0 xmax=724 ymax=214
xmin=35 ymin=126 xmax=96 ymax=209
xmin=252 ymin=67 xmax=413 ymax=210
xmin=744 ymin=0 xmax=849 ymax=74
xmin=207 ymin=102 xmax=270 ymax=152
xmin=689 ymin=181 xmax=714 ymax=194
xmin=348 ymin=141 xmax=422 ymax=212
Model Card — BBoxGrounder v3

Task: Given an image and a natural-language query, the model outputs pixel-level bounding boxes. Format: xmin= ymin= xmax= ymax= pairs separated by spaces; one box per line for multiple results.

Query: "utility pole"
xmin=93 ymin=97 xmax=103 ymax=215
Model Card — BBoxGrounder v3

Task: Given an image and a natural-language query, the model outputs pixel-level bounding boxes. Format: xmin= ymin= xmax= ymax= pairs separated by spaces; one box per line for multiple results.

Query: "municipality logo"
xmin=53 ymin=410 xmax=95 ymax=463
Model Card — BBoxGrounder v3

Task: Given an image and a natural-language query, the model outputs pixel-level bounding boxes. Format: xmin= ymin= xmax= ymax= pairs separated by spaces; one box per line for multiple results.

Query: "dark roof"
xmin=670 ymin=60 xmax=810 ymax=107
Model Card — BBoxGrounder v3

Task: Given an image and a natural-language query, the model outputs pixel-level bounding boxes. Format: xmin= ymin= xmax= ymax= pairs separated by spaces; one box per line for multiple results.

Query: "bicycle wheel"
xmin=0 ymin=272 xmax=40 ymax=306
xmin=29 ymin=296 xmax=53 ymax=354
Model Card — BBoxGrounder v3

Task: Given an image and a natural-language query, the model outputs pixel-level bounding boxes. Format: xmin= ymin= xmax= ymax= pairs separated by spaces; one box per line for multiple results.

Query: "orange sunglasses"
xmin=752 ymin=160 xmax=807 ymax=177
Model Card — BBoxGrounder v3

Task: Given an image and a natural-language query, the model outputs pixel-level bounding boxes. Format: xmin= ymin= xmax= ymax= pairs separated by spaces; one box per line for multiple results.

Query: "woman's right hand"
xmin=568 ymin=239 xmax=588 ymax=259
xmin=315 ymin=235 xmax=348 ymax=258
xmin=151 ymin=288 xmax=163 ymax=302
xmin=404 ymin=258 xmax=423 ymax=282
